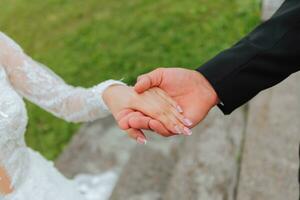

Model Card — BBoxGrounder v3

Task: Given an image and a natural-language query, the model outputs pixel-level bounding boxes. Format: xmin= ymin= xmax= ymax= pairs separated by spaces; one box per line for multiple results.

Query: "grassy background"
xmin=0 ymin=0 xmax=260 ymax=160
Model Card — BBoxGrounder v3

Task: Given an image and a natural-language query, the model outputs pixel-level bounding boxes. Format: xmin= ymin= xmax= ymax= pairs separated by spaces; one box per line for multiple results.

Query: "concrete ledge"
xmin=237 ymin=73 xmax=300 ymax=200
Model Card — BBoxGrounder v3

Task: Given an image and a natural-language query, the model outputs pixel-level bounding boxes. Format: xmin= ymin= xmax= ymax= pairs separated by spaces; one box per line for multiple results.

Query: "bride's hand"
xmin=103 ymin=85 xmax=193 ymax=143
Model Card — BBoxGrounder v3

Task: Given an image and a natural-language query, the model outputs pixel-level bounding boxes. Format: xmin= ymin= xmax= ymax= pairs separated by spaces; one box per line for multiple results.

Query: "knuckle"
xmin=128 ymin=117 xmax=141 ymax=128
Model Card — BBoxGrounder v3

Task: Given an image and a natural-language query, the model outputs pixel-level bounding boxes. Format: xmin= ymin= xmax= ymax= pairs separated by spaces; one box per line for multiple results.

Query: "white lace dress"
xmin=0 ymin=32 xmax=124 ymax=200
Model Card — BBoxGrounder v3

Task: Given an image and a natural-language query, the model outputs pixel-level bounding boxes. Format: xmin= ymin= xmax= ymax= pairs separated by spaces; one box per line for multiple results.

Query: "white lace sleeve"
xmin=0 ymin=32 xmax=125 ymax=122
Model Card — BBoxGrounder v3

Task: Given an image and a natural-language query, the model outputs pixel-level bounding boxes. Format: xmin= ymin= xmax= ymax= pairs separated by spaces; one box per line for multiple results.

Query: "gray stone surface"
xmin=162 ymin=108 xmax=247 ymax=200
xmin=236 ymin=73 xmax=300 ymax=200
xmin=55 ymin=116 xmax=137 ymax=178
xmin=261 ymin=0 xmax=284 ymax=21
xmin=109 ymin=131 xmax=183 ymax=200
xmin=110 ymin=147 xmax=175 ymax=200
xmin=55 ymin=116 xmax=184 ymax=200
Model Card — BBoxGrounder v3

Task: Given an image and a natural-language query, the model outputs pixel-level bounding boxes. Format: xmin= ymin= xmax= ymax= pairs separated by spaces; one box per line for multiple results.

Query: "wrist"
xmin=103 ymin=84 xmax=131 ymax=114
xmin=192 ymin=70 xmax=219 ymax=107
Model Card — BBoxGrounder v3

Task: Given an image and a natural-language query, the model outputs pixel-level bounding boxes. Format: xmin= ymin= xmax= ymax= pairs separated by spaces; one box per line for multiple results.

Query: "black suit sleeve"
xmin=197 ymin=0 xmax=300 ymax=115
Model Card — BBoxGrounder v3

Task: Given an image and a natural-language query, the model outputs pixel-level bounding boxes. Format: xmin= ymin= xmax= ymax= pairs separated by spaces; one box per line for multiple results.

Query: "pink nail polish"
xmin=174 ymin=125 xmax=182 ymax=134
xmin=183 ymin=118 xmax=193 ymax=126
xmin=183 ymin=127 xmax=192 ymax=136
xmin=176 ymin=105 xmax=183 ymax=113
xmin=137 ymin=137 xmax=147 ymax=144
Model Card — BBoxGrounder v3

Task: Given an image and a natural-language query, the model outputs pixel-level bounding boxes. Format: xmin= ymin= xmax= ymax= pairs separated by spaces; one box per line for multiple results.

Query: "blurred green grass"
xmin=0 ymin=0 xmax=261 ymax=160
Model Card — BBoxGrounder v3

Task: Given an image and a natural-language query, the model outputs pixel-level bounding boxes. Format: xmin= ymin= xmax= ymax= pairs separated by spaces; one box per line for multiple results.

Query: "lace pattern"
xmin=0 ymin=31 xmax=124 ymax=199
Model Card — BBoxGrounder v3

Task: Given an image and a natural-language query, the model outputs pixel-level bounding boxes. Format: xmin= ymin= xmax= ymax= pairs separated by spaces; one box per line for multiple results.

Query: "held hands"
xmin=103 ymin=68 xmax=218 ymax=143
xmin=135 ymin=68 xmax=219 ymax=126
xmin=103 ymin=85 xmax=193 ymax=143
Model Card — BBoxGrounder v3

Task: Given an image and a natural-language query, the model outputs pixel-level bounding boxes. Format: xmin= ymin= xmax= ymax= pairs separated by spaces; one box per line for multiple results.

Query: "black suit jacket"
xmin=197 ymin=0 xmax=300 ymax=194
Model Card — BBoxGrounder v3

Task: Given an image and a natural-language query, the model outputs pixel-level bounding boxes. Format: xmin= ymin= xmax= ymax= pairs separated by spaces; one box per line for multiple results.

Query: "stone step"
xmin=236 ymin=73 xmax=300 ymax=200
xmin=162 ymin=107 xmax=247 ymax=200
xmin=55 ymin=116 xmax=137 ymax=178
xmin=109 ymin=131 xmax=184 ymax=200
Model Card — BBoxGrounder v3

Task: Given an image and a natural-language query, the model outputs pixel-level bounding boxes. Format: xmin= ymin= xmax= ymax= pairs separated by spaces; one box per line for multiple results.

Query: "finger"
xmin=128 ymin=115 xmax=151 ymax=130
xmin=118 ymin=111 xmax=140 ymax=130
xmin=170 ymin=106 xmax=193 ymax=128
xmin=126 ymin=129 xmax=147 ymax=144
xmin=118 ymin=110 xmax=175 ymax=135
xmin=134 ymin=99 xmax=188 ymax=135
xmin=153 ymin=89 xmax=183 ymax=113
xmin=129 ymin=115 xmax=172 ymax=135
xmin=148 ymin=119 xmax=175 ymax=137
xmin=115 ymin=109 xmax=134 ymax=121
xmin=164 ymin=112 xmax=192 ymax=136
xmin=144 ymin=96 xmax=191 ymax=135
xmin=135 ymin=75 xmax=152 ymax=93
xmin=151 ymin=89 xmax=193 ymax=127
xmin=127 ymin=114 xmax=174 ymax=137
xmin=155 ymin=102 xmax=192 ymax=135
xmin=134 ymin=68 xmax=164 ymax=93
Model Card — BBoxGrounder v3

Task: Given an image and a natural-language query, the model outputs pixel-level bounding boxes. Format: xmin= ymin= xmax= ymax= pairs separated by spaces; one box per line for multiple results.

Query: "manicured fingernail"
xmin=183 ymin=118 xmax=193 ymax=126
xmin=176 ymin=105 xmax=183 ymax=113
xmin=174 ymin=125 xmax=182 ymax=134
xmin=137 ymin=137 xmax=147 ymax=145
xmin=183 ymin=127 xmax=192 ymax=136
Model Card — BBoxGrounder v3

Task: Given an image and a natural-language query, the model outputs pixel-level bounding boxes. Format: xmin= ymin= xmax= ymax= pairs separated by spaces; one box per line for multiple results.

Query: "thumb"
xmin=134 ymin=68 xmax=164 ymax=93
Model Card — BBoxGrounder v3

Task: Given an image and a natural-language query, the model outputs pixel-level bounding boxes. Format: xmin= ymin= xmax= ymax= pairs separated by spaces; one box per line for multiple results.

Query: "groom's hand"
xmin=134 ymin=68 xmax=219 ymax=129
